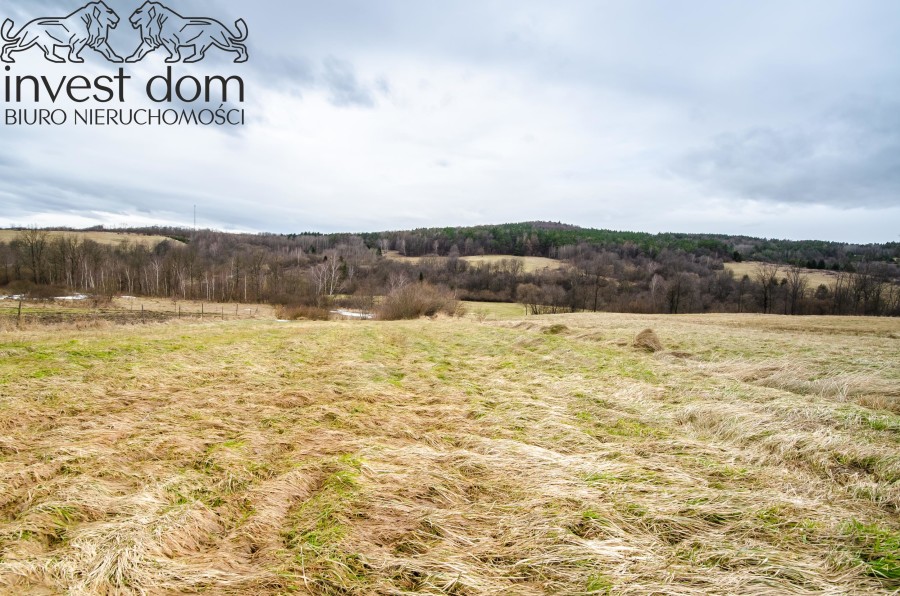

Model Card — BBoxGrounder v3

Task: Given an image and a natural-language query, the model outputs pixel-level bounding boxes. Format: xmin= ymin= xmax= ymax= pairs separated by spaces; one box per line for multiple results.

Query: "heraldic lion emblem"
xmin=126 ymin=2 xmax=248 ymax=64
xmin=1 ymin=1 xmax=124 ymax=63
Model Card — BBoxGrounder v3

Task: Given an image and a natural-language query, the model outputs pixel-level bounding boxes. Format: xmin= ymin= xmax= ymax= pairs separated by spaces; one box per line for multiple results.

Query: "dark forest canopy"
xmin=1 ymin=222 xmax=898 ymax=317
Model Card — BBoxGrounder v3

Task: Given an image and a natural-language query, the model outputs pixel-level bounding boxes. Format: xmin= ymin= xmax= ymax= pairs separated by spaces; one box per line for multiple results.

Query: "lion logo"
xmin=126 ymin=2 xmax=248 ymax=64
xmin=1 ymin=2 xmax=124 ymax=63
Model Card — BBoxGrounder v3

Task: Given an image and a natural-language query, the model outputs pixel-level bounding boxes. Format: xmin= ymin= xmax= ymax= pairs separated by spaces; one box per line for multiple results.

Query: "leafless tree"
xmin=650 ymin=273 xmax=666 ymax=312
xmin=785 ymin=265 xmax=809 ymax=315
xmin=309 ymin=256 xmax=342 ymax=300
xmin=753 ymin=262 xmax=780 ymax=313
xmin=17 ymin=228 xmax=49 ymax=284
xmin=666 ymin=272 xmax=699 ymax=314
xmin=736 ymin=274 xmax=750 ymax=313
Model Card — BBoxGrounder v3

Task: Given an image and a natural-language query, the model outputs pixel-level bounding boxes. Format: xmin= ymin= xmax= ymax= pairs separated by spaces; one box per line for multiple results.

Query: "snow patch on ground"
xmin=331 ymin=310 xmax=375 ymax=320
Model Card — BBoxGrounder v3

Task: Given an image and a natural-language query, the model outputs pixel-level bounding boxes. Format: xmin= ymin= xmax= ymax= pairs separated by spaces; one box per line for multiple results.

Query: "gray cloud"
xmin=248 ymin=53 xmax=385 ymax=110
xmin=674 ymin=99 xmax=900 ymax=208
xmin=2 ymin=0 xmax=900 ymax=241
xmin=252 ymin=54 xmax=316 ymax=95
xmin=321 ymin=56 xmax=376 ymax=108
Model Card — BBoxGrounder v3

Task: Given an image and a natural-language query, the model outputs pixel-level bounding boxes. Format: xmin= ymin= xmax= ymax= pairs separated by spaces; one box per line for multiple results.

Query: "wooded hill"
xmin=1 ymin=222 xmax=898 ymax=317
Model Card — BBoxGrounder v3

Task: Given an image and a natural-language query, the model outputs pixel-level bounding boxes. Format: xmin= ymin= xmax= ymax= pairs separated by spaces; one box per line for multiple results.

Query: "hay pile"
xmin=633 ymin=328 xmax=663 ymax=352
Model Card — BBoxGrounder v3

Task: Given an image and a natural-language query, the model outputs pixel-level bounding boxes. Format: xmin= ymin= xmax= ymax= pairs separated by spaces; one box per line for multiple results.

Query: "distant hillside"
xmin=2 ymin=222 xmax=897 ymax=316
xmin=7 ymin=221 xmax=899 ymax=269
xmin=352 ymin=222 xmax=898 ymax=269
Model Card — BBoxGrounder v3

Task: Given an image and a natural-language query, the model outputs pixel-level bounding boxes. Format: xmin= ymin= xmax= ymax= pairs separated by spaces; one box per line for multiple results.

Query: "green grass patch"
xmin=585 ymin=573 xmax=613 ymax=593
xmin=282 ymin=455 xmax=371 ymax=591
xmin=605 ymin=418 xmax=668 ymax=439
xmin=843 ymin=520 xmax=900 ymax=582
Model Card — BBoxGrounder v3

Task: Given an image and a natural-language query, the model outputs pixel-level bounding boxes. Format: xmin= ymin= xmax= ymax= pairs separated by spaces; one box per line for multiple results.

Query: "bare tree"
xmin=785 ymin=265 xmax=809 ymax=315
xmin=650 ymin=273 xmax=666 ymax=312
xmin=666 ymin=272 xmax=699 ymax=314
xmin=309 ymin=256 xmax=342 ymax=301
xmin=17 ymin=228 xmax=49 ymax=285
xmin=388 ymin=271 xmax=410 ymax=293
xmin=753 ymin=262 xmax=780 ymax=313
xmin=737 ymin=274 xmax=750 ymax=313
xmin=831 ymin=271 xmax=850 ymax=314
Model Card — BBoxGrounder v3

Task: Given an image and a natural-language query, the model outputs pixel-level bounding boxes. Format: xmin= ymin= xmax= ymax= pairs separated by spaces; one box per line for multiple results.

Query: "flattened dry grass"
xmin=0 ymin=313 xmax=898 ymax=594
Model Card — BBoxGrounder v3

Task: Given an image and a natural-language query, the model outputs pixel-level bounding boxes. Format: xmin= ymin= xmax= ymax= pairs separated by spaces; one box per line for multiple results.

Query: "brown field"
xmin=0 ymin=312 xmax=898 ymax=594
xmin=385 ymin=251 xmax=567 ymax=273
xmin=462 ymin=300 xmax=528 ymax=320
xmin=725 ymin=261 xmax=838 ymax=288
xmin=0 ymin=230 xmax=177 ymax=248
xmin=0 ymin=298 xmax=275 ymax=328
xmin=110 ymin=297 xmax=276 ymax=319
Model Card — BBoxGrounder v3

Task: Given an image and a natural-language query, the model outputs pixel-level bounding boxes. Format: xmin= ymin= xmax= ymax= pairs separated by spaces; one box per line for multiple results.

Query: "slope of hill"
xmin=0 ymin=230 xmax=177 ymax=248
xmin=2 ymin=223 xmax=897 ymax=317
xmin=384 ymin=251 xmax=568 ymax=273
xmin=360 ymin=221 xmax=899 ymax=265
xmin=0 ymin=313 xmax=897 ymax=593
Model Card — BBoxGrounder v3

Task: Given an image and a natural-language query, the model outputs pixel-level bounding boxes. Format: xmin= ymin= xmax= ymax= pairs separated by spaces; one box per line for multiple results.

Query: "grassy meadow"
xmin=0 ymin=231 xmax=175 ymax=248
xmin=0 ymin=310 xmax=898 ymax=594
xmin=724 ymin=261 xmax=838 ymax=288
xmin=384 ymin=252 xmax=567 ymax=273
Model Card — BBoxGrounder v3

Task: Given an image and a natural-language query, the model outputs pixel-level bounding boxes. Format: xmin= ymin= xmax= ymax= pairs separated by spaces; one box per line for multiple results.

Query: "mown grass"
xmin=384 ymin=251 xmax=567 ymax=273
xmin=0 ymin=312 xmax=898 ymax=594
xmin=0 ymin=230 xmax=176 ymax=248
xmin=724 ymin=261 xmax=838 ymax=288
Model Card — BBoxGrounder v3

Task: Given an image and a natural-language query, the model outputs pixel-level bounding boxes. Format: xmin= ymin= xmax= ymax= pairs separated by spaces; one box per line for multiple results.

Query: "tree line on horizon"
xmin=1 ymin=222 xmax=898 ymax=317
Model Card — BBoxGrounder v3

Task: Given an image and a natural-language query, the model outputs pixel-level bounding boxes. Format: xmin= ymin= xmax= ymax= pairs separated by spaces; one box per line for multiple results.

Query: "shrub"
xmin=276 ymin=304 xmax=330 ymax=321
xmin=335 ymin=293 xmax=375 ymax=313
xmin=1 ymin=281 xmax=69 ymax=300
xmin=377 ymin=284 xmax=461 ymax=320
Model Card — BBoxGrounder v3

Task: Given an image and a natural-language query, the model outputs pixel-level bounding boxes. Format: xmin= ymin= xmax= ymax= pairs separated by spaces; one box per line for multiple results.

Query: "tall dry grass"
xmin=0 ymin=313 xmax=898 ymax=594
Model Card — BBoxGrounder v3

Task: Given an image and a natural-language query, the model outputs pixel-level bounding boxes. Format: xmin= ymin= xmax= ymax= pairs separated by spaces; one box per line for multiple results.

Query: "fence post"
xmin=17 ymin=299 xmax=22 ymax=327
xmin=221 ymin=306 xmax=224 ymax=320
xmin=201 ymin=303 xmax=204 ymax=319
xmin=141 ymin=304 xmax=145 ymax=324
xmin=235 ymin=304 xmax=239 ymax=318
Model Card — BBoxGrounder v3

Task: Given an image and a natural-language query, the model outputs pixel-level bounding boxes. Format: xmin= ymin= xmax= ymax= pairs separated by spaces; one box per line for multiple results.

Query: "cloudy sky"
xmin=1 ymin=0 xmax=898 ymax=242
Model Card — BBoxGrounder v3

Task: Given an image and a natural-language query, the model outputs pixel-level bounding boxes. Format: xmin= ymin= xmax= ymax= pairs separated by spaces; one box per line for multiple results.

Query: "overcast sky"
xmin=1 ymin=0 xmax=898 ymax=242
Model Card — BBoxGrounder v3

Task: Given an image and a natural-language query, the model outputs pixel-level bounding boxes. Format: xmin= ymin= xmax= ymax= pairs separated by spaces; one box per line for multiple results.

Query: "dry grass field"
xmin=385 ymin=252 xmax=567 ymax=273
xmin=0 ymin=230 xmax=177 ymax=248
xmin=462 ymin=301 xmax=528 ymax=320
xmin=0 ymin=298 xmax=275 ymax=327
xmin=110 ymin=297 xmax=276 ymax=319
xmin=1 ymin=312 xmax=898 ymax=594
xmin=725 ymin=261 xmax=838 ymax=288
